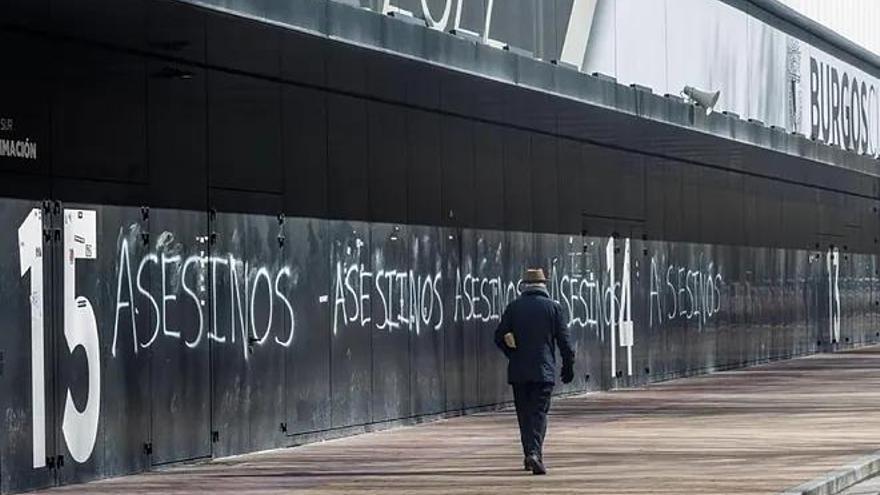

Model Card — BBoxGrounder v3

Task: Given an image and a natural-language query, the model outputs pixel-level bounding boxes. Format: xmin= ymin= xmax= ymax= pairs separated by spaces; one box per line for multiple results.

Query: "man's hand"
xmin=561 ymin=363 xmax=574 ymax=384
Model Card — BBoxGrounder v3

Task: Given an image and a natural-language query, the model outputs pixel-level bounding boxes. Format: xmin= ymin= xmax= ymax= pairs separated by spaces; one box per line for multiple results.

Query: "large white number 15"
xmin=18 ymin=208 xmax=101 ymax=468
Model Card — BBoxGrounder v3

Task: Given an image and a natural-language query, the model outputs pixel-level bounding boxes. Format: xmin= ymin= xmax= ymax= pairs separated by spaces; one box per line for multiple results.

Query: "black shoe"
xmin=523 ymin=457 xmax=531 ymax=471
xmin=526 ymin=454 xmax=547 ymax=475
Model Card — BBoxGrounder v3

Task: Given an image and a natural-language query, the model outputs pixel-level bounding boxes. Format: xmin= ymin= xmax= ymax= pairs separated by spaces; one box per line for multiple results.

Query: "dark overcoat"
xmin=494 ymin=286 xmax=575 ymax=384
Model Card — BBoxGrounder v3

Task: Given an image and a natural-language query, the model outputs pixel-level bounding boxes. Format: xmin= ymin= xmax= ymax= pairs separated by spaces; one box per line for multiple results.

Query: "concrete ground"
xmin=35 ymin=347 xmax=880 ymax=495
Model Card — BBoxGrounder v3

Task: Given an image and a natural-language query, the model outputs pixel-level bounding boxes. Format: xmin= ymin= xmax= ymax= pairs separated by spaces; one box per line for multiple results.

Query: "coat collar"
xmin=520 ymin=284 xmax=550 ymax=298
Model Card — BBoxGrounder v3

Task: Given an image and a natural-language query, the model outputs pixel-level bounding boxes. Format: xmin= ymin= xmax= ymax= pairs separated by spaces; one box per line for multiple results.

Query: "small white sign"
xmin=619 ymin=321 xmax=634 ymax=347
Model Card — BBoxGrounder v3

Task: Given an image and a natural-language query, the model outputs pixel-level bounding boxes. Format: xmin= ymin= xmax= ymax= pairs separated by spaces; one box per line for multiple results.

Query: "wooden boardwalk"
xmin=37 ymin=347 xmax=880 ymax=494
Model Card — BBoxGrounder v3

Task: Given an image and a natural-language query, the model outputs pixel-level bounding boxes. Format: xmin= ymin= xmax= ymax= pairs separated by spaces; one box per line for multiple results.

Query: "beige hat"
xmin=522 ymin=268 xmax=547 ymax=284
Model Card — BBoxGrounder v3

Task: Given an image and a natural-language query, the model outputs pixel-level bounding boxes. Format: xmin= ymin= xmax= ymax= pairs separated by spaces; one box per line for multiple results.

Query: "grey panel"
xmin=330 ymin=221 xmax=373 ymax=427
xmin=0 ymin=201 xmax=55 ymax=493
xmin=409 ymin=225 xmax=446 ymax=416
xmin=474 ymin=229 xmax=507 ymax=406
xmin=370 ymin=223 xmax=412 ymax=422
xmin=56 ymin=205 xmax=149 ymax=485
xmin=286 ymin=218 xmax=332 ymax=434
xmin=245 ymin=214 xmax=288 ymax=452
xmin=440 ymin=226 xmax=464 ymax=412
xmin=148 ymin=209 xmax=211 ymax=465
xmin=458 ymin=228 xmax=479 ymax=409
xmin=209 ymin=211 xmax=287 ymax=456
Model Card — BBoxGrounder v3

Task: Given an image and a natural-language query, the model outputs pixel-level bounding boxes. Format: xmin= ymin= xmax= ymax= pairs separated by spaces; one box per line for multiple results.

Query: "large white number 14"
xmin=18 ymin=208 xmax=101 ymax=468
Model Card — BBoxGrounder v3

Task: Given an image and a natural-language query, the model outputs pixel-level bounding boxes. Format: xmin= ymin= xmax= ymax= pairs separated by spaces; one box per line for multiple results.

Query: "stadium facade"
xmin=1 ymin=0 xmax=880 ymax=491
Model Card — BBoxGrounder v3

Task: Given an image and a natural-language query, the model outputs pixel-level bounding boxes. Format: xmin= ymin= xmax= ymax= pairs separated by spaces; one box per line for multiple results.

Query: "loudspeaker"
xmin=682 ymin=86 xmax=720 ymax=114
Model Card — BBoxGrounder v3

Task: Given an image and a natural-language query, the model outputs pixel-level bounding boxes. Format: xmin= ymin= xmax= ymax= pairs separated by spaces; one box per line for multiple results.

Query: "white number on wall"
xmin=18 ymin=208 xmax=101 ymax=468
xmin=18 ymin=208 xmax=45 ymax=468
xmin=61 ymin=209 xmax=100 ymax=463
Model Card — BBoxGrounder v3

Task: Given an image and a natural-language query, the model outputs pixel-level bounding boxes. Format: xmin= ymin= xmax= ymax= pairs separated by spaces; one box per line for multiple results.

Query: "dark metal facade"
xmin=0 ymin=1 xmax=879 ymax=493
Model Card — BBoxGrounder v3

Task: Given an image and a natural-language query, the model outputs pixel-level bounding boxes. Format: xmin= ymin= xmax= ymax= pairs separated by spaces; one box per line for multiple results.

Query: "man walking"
xmin=495 ymin=268 xmax=575 ymax=475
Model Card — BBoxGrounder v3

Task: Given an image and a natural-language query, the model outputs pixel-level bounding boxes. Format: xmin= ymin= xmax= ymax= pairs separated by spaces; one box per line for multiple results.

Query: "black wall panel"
xmin=98 ymin=207 xmax=152 ymax=478
xmin=52 ymin=45 xmax=147 ymax=183
xmin=473 ymin=230 xmax=507 ymax=406
xmin=327 ymin=94 xmax=369 ymax=221
xmin=699 ymin=168 xmax=744 ymax=246
xmin=247 ymin=215 xmax=288 ymax=452
xmin=206 ymin=12 xmax=280 ymax=78
xmin=208 ymin=212 xmax=251 ymax=457
xmin=285 ymin=218 xmax=332 ymax=435
xmin=368 ymin=103 xmax=408 ymax=223
xmin=147 ymin=61 xmax=207 ymax=211
xmin=0 ymin=0 xmax=48 ymax=30
xmin=556 ymin=139 xmax=582 ymax=235
xmin=0 ymin=32 xmax=51 ymax=181
xmin=744 ymin=175 xmax=784 ymax=247
xmin=282 ymin=87 xmax=328 ymax=219
xmin=370 ymin=223 xmax=411 ymax=422
xmin=325 ymin=41 xmax=369 ymax=95
xmin=207 ymin=72 xmax=282 ymax=194
xmin=531 ymin=134 xmax=558 ymax=233
xmin=0 ymin=201 xmax=55 ymax=494
xmin=439 ymin=115 xmax=472 ymax=228
xmin=147 ymin=0 xmax=207 ymax=64
xmin=53 ymin=206 xmax=149 ymax=486
xmin=147 ymin=209 xmax=211 ymax=465
xmin=458 ymin=228 xmax=479 ymax=409
xmin=440 ymin=227 xmax=464 ymax=412
xmin=680 ymin=163 xmax=702 ymax=243
xmin=329 ymin=222 xmax=373 ymax=427
xmin=407 ymin=110 xmax=445 ymax=226
xmin=50 ymin=0 xmax=146 ymax=50
xmin=366 ymin=52 xmax=411 ymax=105
xmin=439 ymin=69 xmax=475 ymax=117
xmin=502 ymin=129 xmax=532 ymax=232
xmin=409 ymin=226 xmax=446 ymax=417
xmin=280 ymin=28 xmax=326 ymax=87
xmin=473 ymin=123 xmax=504 ymax=231
xmin=783 ymin=184 xmax=819 ymax=249
xmin=581 ymin=144 xmax=645 ymax=239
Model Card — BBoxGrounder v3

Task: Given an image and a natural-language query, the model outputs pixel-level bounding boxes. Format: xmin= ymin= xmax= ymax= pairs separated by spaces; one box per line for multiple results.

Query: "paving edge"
xmin=779 ymin=450 xmax=880 ymax=495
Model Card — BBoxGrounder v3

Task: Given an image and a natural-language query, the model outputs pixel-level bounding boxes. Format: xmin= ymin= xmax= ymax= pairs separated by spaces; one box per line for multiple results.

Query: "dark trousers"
xmin=512 ymin=382 xmax=554 ymax=458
